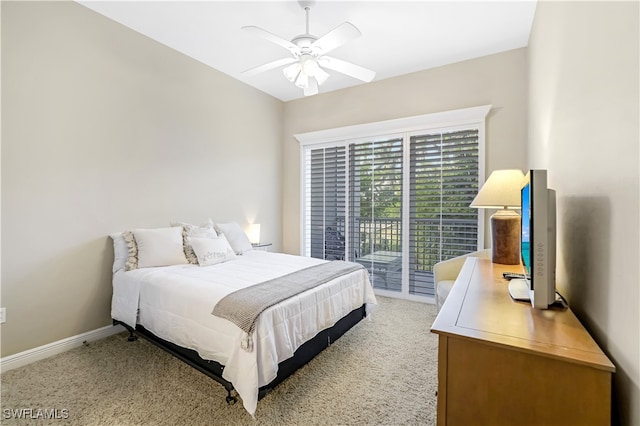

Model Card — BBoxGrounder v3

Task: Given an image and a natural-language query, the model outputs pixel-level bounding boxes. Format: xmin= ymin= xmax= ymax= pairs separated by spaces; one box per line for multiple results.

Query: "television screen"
xmin=518 ymin=169 xmax=557 ymax=309
xmin=521 ymin=181 xmax=531 ymax=282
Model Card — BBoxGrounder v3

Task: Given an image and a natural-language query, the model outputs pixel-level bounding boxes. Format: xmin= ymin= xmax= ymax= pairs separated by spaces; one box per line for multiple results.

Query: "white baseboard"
xmin=0 ymin=324 xmax=126 ymax=373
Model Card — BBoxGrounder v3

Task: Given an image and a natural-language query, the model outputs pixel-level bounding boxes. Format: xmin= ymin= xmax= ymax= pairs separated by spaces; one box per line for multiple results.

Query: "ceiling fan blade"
xmin=311 ymin=22 xmax=361 ymax=55
xmin=243 ymin=57 xmax=297 ymax=76
xmin=242 ymin=26 xmax=300 ymax=54
xmin=304 ymin=78 xmax=319 ymax=96
xmin=319 ymin=56 xmax=376 ymax=82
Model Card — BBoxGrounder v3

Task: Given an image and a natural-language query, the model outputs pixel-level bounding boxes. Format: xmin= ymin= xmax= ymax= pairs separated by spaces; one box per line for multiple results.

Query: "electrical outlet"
xmin=0 ymin=307 xmax=6 ymax=324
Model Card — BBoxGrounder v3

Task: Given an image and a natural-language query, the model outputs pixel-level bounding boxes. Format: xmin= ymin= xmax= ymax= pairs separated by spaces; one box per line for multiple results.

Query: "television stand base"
xmin=508 ymin=278 xmax=530 ymax=301
xmin=508 ymin=279 xmax=568 ymax=308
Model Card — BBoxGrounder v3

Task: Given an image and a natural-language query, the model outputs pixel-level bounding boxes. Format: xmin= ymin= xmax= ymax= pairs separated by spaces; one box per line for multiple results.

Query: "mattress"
xmin=111 ymin=250 xmax=377 ymax=415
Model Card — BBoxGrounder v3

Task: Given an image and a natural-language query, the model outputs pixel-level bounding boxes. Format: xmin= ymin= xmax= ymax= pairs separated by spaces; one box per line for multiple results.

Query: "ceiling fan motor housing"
xmin=291 ymin=35 xmax=318 ymax=54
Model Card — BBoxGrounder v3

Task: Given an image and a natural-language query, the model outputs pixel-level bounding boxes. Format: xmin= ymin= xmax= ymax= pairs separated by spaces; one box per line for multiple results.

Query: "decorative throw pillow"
xmin=214 ymin=222 xmax=254 ymax=255
xmin=122 ymin=231 xmax=138 ymax=271
xmin=188 ymin=235 xmax=237 ymax=266
xmin=171 ymin=221 xmax=218 ymax=264
xmin=133 ymin=227 xmax=189 ymax=268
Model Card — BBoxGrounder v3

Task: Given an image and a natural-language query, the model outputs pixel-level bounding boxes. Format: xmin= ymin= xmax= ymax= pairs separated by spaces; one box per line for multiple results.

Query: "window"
xmin=297 ymin=106 xmax=489 ymax=301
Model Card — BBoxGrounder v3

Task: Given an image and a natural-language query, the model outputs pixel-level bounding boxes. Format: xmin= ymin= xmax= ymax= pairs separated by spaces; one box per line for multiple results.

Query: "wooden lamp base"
xmin=491 ymin=210 xmax=521 ymax=265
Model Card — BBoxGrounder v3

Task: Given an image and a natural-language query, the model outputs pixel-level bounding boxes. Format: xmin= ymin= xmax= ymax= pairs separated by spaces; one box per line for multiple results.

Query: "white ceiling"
xmin=78 ymin=1 xmax=537 ymax=102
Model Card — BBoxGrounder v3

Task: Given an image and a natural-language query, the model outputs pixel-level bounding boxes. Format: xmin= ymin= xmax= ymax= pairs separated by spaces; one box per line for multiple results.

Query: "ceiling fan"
xmin=242 ymin=2 xmax=376 ymax=96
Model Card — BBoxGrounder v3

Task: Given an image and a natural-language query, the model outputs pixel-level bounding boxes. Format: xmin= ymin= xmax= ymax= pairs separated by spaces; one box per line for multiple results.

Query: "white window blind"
xmin=305 ymin=146 xmax=346 ymax=260
xmin=408 ymin=129 xmax=480 ymax=297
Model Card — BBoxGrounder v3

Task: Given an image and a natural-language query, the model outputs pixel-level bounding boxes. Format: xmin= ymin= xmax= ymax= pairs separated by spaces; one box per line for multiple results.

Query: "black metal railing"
xmin=322 ymin=217 xmax=477 ymax=296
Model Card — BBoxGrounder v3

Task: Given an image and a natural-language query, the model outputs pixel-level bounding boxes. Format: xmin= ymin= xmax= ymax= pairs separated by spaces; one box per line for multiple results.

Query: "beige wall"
xmin=6 ymin=5 xmax=636 ymax=422
xmin=1 ymin=2 xmax=283 ymax=357
xmin=528 ymin=2 xmax=639 ymax=424
xmin=282 ymin=48 xmax=528 ymax=254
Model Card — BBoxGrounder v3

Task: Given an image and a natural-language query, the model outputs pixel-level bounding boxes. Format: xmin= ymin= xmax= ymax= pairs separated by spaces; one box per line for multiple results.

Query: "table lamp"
xmin=247 ymin=223 xmax=261 ymax=245
xmin=470 ymin=169 xmax=524 ymax=265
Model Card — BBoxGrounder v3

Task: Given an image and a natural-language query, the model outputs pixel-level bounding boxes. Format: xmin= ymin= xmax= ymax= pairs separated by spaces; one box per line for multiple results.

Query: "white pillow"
xmin=214 ymin=222 xmax=254 ymax=254
xmin=171 ymin=221 xmax=218 ymax=264
xmin=188 ymin=235 xmax=237 ymax=266
xmin=133 ymin=227 xmax=189 ymax=268
xmin=109 ymin=232 xmax=128 ymax=273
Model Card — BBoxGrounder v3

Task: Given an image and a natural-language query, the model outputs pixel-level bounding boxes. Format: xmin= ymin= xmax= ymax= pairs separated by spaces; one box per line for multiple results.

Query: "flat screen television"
xmin=509 ymin=169 xmax=557 ymax=309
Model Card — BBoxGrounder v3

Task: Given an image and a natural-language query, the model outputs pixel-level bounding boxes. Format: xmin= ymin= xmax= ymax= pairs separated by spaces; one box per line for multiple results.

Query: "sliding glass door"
xmin=299 ymin=107 xmax=489 ymax=301
xmin=349 ymin=137 xmax=403 ymax=292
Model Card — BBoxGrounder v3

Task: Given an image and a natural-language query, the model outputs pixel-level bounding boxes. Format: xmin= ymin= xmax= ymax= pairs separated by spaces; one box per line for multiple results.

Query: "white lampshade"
xmin=295 ymin=71 xmax=309 ymax=89
xmin=283 ymin=63 xmax=301 ymax=83
xmin=247 ymin=224 xmax=261 ymax=245
xmin=313 ymin=67 xmax=330 ymax=85
xmin=470 ymin=169 xmax=525 ymax=210
xmin=302 ymin=57 xmax=320 ymax=75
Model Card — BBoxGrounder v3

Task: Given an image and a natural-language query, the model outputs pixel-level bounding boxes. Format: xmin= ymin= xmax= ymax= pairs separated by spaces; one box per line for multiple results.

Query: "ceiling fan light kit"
xmin=242 ymin=3 xmax=375 ymax=96
xmin=283 ymin=62 xmax=302 ymax=82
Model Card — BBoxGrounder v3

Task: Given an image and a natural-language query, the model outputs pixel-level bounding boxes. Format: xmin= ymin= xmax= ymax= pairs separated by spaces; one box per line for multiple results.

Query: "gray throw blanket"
xmin=212 ymin=261 xmax=365 ymax=351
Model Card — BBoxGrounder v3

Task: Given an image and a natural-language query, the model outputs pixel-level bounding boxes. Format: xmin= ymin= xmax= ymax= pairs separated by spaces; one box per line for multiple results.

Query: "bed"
xmin=110 ymin=226 xmax=377 ymax=416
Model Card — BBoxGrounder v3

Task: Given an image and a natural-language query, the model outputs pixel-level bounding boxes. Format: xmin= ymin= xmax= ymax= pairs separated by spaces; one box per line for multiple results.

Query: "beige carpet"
xmin=1 ymin=297 xmax=438 ymax=425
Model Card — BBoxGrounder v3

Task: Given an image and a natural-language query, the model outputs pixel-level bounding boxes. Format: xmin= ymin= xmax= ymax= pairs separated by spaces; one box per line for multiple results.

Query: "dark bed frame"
xmin=113 ymin=304 xmax=366 ymax=405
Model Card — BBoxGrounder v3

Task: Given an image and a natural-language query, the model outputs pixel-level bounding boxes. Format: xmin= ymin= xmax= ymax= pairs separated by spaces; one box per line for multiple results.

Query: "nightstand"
xmin=251 ymin=243 xmax=272 ymax=252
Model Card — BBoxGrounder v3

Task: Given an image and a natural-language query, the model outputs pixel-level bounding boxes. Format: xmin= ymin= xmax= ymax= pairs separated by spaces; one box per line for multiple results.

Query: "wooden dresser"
xmin=431 ymin=257 xmax=615 ymax=426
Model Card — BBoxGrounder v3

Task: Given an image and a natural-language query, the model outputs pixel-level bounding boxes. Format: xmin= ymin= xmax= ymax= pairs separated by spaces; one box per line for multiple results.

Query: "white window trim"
xmin=295 ymin=105 xmax=491 ymax=146
xmin=296 ymin=105 xmax=491 ymax=257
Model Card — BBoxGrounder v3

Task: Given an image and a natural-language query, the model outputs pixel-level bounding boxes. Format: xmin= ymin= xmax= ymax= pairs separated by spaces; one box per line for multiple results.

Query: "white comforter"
xmin=111 ymin=251 xmax=377 ymax=415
